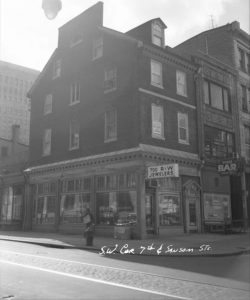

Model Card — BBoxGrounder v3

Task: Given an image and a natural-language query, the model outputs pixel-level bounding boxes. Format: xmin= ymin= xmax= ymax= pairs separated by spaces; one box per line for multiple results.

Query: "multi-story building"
xmin=175 ymin=21 xmax=250 ymax=227
xmin=0 ymin=61 xmax=39 ymax=145
xmin=26 ymin=2 xmax=201 ymax=238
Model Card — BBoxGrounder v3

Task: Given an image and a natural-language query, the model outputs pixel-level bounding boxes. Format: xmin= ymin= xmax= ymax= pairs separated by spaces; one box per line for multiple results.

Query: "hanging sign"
xmin=217 ymin=159 xmax=242 ymax=175
xmin=147 ymin=164 xmax=179 ymax=179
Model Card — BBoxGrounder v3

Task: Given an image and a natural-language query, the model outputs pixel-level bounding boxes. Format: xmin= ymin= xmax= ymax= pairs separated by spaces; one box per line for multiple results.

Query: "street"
xmin=0 ymin=240 xmax=249 ymax=300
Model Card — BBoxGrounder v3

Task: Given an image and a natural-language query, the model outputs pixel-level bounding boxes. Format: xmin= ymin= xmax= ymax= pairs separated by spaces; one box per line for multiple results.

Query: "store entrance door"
xmin=145 ymin=193 xmax=156 ymax=234
xmin=183 ymin=180 xmax=201 ymax=233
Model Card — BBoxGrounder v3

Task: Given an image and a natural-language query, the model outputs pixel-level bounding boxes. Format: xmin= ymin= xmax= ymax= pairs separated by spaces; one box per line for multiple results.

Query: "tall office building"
xmin=0 ymin=61 xmax=39 ymax=145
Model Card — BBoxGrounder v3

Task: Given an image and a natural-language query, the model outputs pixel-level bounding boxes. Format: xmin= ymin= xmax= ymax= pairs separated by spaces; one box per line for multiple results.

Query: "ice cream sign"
xmin=147 ymin=164 xmax=179 ymax=179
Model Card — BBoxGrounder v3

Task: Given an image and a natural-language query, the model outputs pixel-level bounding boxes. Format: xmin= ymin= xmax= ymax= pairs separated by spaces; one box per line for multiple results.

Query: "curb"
xmin=1 ymin=237 xmax=250 ymax=257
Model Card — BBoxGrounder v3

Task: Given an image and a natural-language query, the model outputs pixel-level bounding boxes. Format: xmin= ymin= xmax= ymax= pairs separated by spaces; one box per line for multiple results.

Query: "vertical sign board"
xmin=147 ymin=164 xmax=179 ymax=179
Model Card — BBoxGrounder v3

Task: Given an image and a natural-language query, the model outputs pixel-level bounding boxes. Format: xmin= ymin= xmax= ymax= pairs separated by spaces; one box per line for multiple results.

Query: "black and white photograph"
xmin=0 ymin=0 xmax=249 ymax=299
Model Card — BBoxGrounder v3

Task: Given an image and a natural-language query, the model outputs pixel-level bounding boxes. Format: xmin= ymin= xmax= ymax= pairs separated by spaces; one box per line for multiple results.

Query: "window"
xmin=152 ymin=21 xmax=164 ymax=47
xmin=178 ymin=112 xmax=189 ymax=144
xmin=152 ymin=104 xmax=164 ymax=139
xmin=43 ymin=128 xmax=51 ymax=156
xmin=69 ymin=119 xmax=80 ymax=150
xmin=70 ymin=81 xmax=80 ymax=105
xmin=93 ymin=37 xmax=103 ymax=60
xmin=238 ymin=48 xmax=245 ymax=71
xmin=246 ymin=53 xmax=250 ymax=74
xmin=159 ymin=194 xmax=181 ymax=226
xmin=104 ymin=68 xmax=117 ymax=93
xmin=70 ymin=34 xmax=82 ymax=47
xmin=151 ymin=60 xmax=162 ymax=87
xmin=241 ymin=85 xmax=248 ymax=112
xmin=44 ymin=94 xmax=53 ymax=115
xmin=105 ymin=108 xmax=117 ymax=142
xmin=1 ymin=146 xmax=8 ymax=157
xmin=244 ymin=126 xmax=250 ymax=145
xmin=176 ymin=70 xmax=187 ymax=97
xmin=53 ymin=59 xmax=61 ymax=79
xmin=204 ymin=126 xmax=235 ymax=158
xmin=203 ymin=80 xmax=230 ymax=112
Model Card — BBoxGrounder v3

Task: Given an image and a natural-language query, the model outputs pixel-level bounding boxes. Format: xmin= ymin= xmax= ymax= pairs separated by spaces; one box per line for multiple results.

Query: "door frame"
xmin=183 ymin=180 xmax=201 ymax=233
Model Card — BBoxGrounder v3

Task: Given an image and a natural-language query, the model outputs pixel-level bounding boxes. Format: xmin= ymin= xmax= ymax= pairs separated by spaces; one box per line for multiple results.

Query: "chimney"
xmin=11 ymin=124 xmax=20 ymax=155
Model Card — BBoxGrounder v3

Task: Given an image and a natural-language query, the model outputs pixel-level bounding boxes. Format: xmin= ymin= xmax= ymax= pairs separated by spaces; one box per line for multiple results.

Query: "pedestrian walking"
xmin=83 ymin=209 xmax=95 ymax=246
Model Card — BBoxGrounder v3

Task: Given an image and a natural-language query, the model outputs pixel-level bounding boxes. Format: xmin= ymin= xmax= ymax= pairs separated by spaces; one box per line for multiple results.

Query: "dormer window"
xmin=53 ymin=59 xmax=61 ymax=79
xmin=70 ymin=34 xmax=82 ymax=47
xmin=152 ymin=21 xmax=164 ymax=47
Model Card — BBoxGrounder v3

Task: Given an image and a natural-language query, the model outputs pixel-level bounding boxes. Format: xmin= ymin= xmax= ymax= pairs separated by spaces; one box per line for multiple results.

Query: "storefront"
xmin=26 ymin=147 xmax=201 ymax=238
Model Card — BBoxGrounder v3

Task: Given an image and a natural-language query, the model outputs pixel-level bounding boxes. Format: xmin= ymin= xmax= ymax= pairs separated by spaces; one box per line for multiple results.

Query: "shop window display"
xmin=96 ymin=191 xmax=137 ymax=225
xmin=159 ymin=194 xmax=181 ymax=225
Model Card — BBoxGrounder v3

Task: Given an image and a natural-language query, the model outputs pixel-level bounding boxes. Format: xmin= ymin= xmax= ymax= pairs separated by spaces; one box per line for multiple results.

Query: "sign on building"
xmin=217 ymin=159 xmax=242 ymax=175
xmin=147 ymin=164 xmax=179 ymax=179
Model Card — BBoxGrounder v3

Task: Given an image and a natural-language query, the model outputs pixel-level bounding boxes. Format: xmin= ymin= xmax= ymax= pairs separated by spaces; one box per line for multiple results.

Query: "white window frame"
xmin=70 ymin=81 xmax=80 ymax=105
xmin=178 ymin=112 xmax=189 ymax=144
xmin=104 ymin=108 xmax=117 ymax=142
xmin=176 ymin=70 xmax=187 ymax=97
xmin=151 ymin=103 xmax=164 ymax=139
xmin=93 ymin=37 xmax=103 ymax=60
xmin=151 ymin=60 xmax=163 ymax=88
xmin=43 ymin=128 xmax=52 ymax=156
xmin=53 ymin=59 xmax=61 ymax=79
xmin=69 ymin=120 xmax=80 ymax=150
xmin=44 ymin=94 xmax=53 ymax=115
xmin=104 ymin=68 xmax=117 ymax=93
xmin=152 ymin=21 xmax=164 ymax=47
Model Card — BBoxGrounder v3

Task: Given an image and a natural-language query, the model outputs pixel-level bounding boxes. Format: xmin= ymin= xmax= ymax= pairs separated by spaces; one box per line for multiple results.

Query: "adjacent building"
xmin=0 ymin=61 xmax=39 ymax=145
xmin=26 ymin=2 xmax=201 ymax=238
xmin=175 ymin=21 xmax=250 ymax=227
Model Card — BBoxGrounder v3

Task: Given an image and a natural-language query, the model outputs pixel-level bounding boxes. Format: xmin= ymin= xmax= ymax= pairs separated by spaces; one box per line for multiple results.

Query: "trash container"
xmin=114 ymin=223 xmax=131 ymax=239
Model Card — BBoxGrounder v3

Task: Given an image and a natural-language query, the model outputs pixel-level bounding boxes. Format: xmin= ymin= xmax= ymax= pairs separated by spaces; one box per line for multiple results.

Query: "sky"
xmin=0 ymin=0 xmax=249 ymax=71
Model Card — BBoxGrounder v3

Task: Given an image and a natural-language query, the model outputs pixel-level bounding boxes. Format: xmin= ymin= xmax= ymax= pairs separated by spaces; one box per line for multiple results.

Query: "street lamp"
xmin=42 ymin=0 xmax=62 ymax=20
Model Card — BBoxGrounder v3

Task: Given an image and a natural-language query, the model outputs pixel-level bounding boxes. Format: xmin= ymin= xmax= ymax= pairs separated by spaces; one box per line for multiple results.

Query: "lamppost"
xmin=42 ymin=0 xmax=62 ymax=20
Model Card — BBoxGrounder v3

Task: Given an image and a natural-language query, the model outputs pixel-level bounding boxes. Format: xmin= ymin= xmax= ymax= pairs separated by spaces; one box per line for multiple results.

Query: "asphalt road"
xmin=0 ymin=240 xmax=249 ymax=300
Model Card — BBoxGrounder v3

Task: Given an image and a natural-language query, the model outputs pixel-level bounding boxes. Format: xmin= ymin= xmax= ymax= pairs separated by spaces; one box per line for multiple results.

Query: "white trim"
xmin=139 ymin=88 xmax=196 ymax=110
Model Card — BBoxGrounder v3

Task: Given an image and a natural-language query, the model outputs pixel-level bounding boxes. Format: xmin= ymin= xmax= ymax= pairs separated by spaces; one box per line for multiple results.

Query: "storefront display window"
xmin=1 ymin=186 xmax=23 ymax=223
xmin=34 ymin=182 xmax=56 ymax=224
xmin=60 ymin=193 xmax=90 ymax=223
xmin=96 ymin=191 xmax=137 ymax=225
xmin=159 ymin=194 xmax=181 ymax=225
xmin=204 ymin=193 xmax=231 ymax=221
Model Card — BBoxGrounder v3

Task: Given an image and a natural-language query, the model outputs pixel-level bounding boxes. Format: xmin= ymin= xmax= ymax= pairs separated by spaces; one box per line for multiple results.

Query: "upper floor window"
xmin=105 ymin=108 xmax=117 ymax=142
xmin=70 ymin=34 xmax=82 ymax=47
xmin=152 ymin=21 xmax=164 ymax=47
xmin=1 ymin=146 xmax=8 ymax=158
xmin=204 ymin=126 xmax=234 ymax=158
xmin=241 ymin=85 xmax=248 ymax=112
xmin=93 ymin=37 xmax=103 ymax=60
xmin=53 ymin=59 xmax=61 ymax=79
xmin=69 ymin=119 xmax=80 ymax=150
xmin=104 ymin=68 xmax=117 ymax=93
xmin=176 ymin=70 xmax=187 ymax=97
xmin=178 ymin=112 xmax=189 ymax=144
xmin=203 ymin=80 xmax=230 ymax=112
xmin=70 ymin=81 xmax=80 ymax=105
xmin=238 ymin=48 xmax=245 ymax=71
xmin=151 ymin=60 xmax=163 ymax=88
xmin=152 ymin=103 xmax=164 ymax=139
xmin=246 ymin=53 xmax=250 ymax=74
xmin=44 ymin=94 xmax=53 ymax=115
xmin=244 ymin=126 xmax=250 ymax=145
xmin=43 ymin=128 xmax=51 ymax=156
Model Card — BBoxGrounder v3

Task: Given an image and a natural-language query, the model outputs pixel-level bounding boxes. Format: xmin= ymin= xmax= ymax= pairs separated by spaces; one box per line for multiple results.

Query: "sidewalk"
xmin=0 ymin=230 xmax=250 ymax=257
